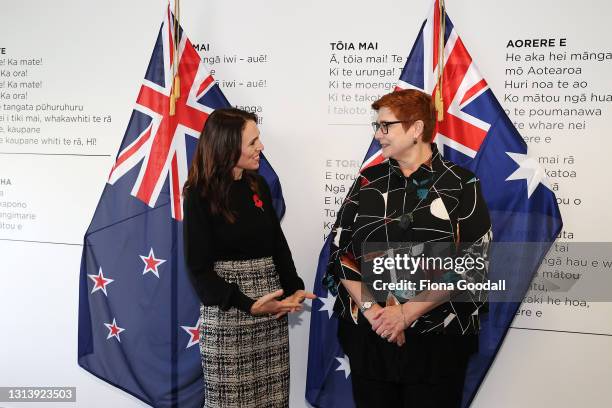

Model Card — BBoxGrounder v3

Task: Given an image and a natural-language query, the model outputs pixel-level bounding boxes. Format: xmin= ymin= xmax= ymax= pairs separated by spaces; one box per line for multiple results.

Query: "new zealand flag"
xmin=78 ymin=4 xmax=285 ymax=407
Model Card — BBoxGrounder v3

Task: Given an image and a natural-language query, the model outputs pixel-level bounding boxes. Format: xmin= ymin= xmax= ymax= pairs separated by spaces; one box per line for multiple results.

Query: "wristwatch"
xmin=360 ymin=301 xmax=373 ymax=314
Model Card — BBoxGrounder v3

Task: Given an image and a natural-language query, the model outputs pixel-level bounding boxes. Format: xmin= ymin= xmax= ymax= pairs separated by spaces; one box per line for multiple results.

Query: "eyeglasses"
xmin=371 ymin=120 xmax=411 ymax=134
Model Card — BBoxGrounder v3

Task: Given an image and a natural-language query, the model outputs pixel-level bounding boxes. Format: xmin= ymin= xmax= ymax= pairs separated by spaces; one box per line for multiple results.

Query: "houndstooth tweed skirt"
xmin=199 ymin=256 xmax=289 ymax=408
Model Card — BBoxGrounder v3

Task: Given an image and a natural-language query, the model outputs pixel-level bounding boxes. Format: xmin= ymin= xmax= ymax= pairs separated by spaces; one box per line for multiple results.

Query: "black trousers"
xmin=350 ymin=357 xmax=469 ymax=408
xmin=339 ymin=318 xmax=475 ymax=408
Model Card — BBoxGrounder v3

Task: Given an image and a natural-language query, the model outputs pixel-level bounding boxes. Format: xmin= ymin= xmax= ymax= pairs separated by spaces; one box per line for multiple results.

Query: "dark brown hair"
xmin=183 ymin=108 xmax=259 ymax=223
xmin=371 ymin=89 xmax=436 ymax=143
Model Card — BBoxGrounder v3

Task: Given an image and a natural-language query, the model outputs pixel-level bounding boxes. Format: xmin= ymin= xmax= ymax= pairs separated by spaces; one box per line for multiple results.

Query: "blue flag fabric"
xmin=306 ymin=1 xmax=562 ymax=406
xmin=77 ymin=5 xmax=285 ymax=407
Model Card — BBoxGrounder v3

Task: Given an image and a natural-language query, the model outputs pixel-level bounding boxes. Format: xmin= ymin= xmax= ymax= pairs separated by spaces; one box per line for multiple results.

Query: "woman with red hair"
xmin=325 ymin=89 xmax=492 ymax=407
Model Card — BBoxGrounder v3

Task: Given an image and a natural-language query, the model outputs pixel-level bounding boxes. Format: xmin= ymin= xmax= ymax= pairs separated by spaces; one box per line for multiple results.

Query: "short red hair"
xmin=372 ymin=89 xmax=436 ymax=143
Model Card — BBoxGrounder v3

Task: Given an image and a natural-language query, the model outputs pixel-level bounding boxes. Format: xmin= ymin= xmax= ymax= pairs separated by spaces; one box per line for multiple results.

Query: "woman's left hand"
xmin=273 ymin=290 xmax=316 ymax=318
xmin=372 ymin=304 xmax=415 ymax=344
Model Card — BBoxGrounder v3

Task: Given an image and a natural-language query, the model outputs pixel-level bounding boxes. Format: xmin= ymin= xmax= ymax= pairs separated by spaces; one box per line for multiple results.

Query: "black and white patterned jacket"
xmin=324 ymin=143 xmax=492 ymax=335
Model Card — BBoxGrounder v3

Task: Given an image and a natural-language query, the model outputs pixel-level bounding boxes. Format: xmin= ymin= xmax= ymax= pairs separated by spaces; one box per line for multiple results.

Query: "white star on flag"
xmin=335 ymin=354 xmax=351 ymax=379
xmin=506 ymin=152 xmax=552 ymax=198
xmin=104 ymin=318 xmax=125 ymax=342
xmin=88 ymin=267 xmax=114 ymax=296
xmin=317 ymin=293 xmax=337 ymax=319
xmin=181 ymin=317 xmax=202 ymax=348
xmin=140 ymin=248 xmax=166 ymax=278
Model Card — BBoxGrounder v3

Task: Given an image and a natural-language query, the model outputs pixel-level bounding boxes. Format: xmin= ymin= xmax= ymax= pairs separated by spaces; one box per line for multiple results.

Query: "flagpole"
xmin=171 ymin=2 xmax=181 ymax=405
xmin=174 ymin=0 xmax=181 ymax=99
xmin=171 ymin=216 xmax=179 ymax=408
xmin=434 ymin=0 xmax=446 ymax=121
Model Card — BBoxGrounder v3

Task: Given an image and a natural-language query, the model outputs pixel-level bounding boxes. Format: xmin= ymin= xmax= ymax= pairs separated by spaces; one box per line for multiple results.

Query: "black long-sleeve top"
xmin=183 ymin=174 xmax=304 ymax=313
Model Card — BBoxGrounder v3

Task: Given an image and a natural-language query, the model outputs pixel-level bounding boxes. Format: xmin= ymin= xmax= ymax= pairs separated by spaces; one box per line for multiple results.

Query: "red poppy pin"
xmin=253 ymin=194 xmax=264 ymax=211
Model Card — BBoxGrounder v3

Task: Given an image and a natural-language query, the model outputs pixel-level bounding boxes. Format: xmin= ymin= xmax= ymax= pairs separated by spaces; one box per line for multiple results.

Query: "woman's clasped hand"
xmin=250 ymin=289 xmax=317 ymax=318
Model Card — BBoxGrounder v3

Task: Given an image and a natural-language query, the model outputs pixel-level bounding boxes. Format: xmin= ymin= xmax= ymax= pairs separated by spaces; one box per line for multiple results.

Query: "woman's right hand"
xmin=250 ymin=289 xmax=302 ymax=318
xmin=364 ymin=304 xmax=405 ymax=347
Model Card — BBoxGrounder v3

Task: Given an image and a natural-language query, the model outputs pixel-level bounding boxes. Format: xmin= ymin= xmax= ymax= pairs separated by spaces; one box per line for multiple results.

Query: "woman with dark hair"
xmin=183 ymin=108 xmax=315 ymax=408
xmin=324 ymin=89 xmax=492 ymax=407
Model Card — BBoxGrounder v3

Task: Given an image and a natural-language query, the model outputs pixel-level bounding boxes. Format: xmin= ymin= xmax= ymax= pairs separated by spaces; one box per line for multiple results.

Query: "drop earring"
xmin=413 ymin=137 xmax=418 ymax=145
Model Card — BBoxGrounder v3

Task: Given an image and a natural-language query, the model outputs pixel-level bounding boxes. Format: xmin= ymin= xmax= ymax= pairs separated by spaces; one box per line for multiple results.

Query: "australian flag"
xmin=306 ymin=1 xmax=563 ymax=406
xmin=77 ymin=4 xmax=285 ymax=407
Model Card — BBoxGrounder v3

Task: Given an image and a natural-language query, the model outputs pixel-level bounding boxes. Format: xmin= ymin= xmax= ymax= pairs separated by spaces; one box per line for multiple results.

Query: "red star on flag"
xmin=180 ymin=317 xmax=202 ymax=348
xmin=104 ymin=318 xmax=125 ymax=342
xmin=88 ymin=267 xmax=114 ymax=296
xmin=139 ymin=248 xmax=166 ymax=278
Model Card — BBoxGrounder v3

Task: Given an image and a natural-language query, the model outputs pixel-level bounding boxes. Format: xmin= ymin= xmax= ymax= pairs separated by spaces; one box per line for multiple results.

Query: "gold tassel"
xmin=168 ymin=0 xmax=180 ymax=116
xmin=435 ymin=0 xmax=446 ymax=122
xmin=435 ymin=88 xmax=444 ymax=121
xmin=169 ymin=93 xmax=176 ymax=116
xmin=173 ymin=75 xmax=180 ymax=99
